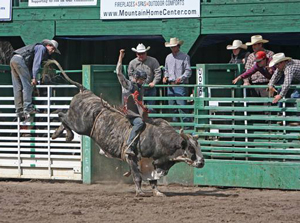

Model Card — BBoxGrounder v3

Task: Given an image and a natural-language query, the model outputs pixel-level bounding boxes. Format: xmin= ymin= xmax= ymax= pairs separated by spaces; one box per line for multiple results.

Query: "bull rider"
xmin=116 ymin=49 xmax=149 ymax=157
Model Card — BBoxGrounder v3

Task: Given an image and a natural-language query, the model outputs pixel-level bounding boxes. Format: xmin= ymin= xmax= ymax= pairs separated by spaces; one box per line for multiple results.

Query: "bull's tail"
xmin=43 ymin=59 xmax=84 ymax=91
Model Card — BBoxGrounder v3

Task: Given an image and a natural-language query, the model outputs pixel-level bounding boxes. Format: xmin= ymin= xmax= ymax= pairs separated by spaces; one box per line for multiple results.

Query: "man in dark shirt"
xmin=116 ymin=49 xmax=148 ymax=156
xmin=10 ymin=39 xmax=60 ymax=119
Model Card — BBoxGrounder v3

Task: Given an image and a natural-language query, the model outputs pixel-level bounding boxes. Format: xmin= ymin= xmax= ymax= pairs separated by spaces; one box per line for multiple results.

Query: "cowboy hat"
xmin=226 ymin=40 xmax=247 ymax=50
xmin=131 ymin=43 xmax=150 ymax=53
xmin=42 ymin=39 xmax=61 ymax=54
xmin=165 ymin=37 xmax=184 ymax=47
xmin=269 ymin=53 xmax=292 ymax=67
xmin=246 ymin=35 xmax=269 ymax=46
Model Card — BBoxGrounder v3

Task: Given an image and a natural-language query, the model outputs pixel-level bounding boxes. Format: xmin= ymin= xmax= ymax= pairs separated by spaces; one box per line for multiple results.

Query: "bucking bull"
xmin=49 ymin=60 xmax=205 ymax=197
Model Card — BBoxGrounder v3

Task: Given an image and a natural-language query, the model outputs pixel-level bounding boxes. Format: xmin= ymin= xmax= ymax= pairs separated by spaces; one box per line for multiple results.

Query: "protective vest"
xmin=123 ymin=83 xmax=148 ymax=120
xmin=14 ymin=43 xmax=49 ymax=71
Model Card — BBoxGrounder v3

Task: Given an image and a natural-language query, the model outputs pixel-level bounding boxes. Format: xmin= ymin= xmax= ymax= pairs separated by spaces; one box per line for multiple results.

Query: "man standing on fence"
xmin=163 ymin=37 xmax=192 ymax=124
xmin=10 ymin=39 xmax=60 ymax=120
xmin=128 ymin=43 xmax=161 ymax=112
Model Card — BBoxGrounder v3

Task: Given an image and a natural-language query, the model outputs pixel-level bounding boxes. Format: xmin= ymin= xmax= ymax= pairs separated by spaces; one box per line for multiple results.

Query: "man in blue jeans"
xmin=163 ymin=37 xmax=192 ymax=123
xmin=116 ymin=49 xmax=148 ymax=156
xmin=10 ymin=39 xmax=60 ymax=120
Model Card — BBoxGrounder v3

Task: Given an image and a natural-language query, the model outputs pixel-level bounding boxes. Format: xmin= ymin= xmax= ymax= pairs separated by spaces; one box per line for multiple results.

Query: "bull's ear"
xmin=179 ymin=128 xmax=184 ymax=134
xmin=193 ymin=135 xmax=199 ymax=140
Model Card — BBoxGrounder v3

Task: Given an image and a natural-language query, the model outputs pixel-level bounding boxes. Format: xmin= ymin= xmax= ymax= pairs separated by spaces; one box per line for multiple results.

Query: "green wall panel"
xmin=201 ymin=15 xmax=300 ymax=34
xmin=202 ymin=2 xmax=300 ymax=18
xmin=195 ymin=160 xmax=300 ymax=190
xmin=162 ymin=19 xmax=200 ymax=53
xmin=56 ymin=19 xmax=164 ymax=36
xmin=12 ymin=7 xmax=99 ymax=21
xmin=0 ymin=21 xmax=54 ymax=44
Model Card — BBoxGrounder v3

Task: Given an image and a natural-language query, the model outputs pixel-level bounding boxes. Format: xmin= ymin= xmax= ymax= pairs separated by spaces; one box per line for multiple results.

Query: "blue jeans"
xmin=291 ymin=90 xmax=300 ymax=99
xmin=127 ymin=117 xmax=145 ymax=148
xmin=167 ymin=86 xmax=190 ymax=122
xmin=10 ymin=55 xmax=34 ymax=113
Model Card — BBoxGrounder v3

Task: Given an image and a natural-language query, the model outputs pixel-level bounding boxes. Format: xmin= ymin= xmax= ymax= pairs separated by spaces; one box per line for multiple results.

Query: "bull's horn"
xmin=171 ymin=157 xmax=193 ymax=164
xmin=180 ymin=129 xmax=188 ymax=141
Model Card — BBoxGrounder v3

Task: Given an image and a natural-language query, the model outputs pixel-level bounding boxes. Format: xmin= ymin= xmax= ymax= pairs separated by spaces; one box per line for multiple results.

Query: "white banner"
xmin=28 ymin=0 xmax=97 ymax=7
xmin=0 ymin=0 xmax=12 ymax=21
xmin=100 ymin=0 xmax=200 ymax=20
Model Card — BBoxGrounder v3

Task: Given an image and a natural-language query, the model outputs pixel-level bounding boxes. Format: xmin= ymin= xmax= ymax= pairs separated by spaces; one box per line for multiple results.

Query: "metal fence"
xmin=144 ymin=84 xmax=300 ymax=189
xmin=0 ymin=85 xmax=82 ymax=180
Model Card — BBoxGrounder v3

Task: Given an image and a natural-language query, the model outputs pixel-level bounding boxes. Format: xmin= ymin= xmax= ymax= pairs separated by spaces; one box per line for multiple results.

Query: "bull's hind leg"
xmin=52 ymin=112 xmax=74 ymax=142
xmin=52 ymin=123 xmax=74 ymax=142
xmin=150 ymin=180 xmax=166 ymax=197
xmin=64 ymin=124 xmax=74 ymax=142
xmin=52 ymin=124 xmax=65 ymax=139
xmin=127 ymin=156 xmax=145 ymax=197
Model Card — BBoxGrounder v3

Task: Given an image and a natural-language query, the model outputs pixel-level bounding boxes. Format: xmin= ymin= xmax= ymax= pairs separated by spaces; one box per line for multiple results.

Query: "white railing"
xmin=0 ymin=85 xmax=82 ymax=180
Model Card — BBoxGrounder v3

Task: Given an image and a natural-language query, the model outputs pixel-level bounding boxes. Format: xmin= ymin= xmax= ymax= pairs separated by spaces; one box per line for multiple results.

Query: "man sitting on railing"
xmin=162 ymin=37 xmax=192 ymax=124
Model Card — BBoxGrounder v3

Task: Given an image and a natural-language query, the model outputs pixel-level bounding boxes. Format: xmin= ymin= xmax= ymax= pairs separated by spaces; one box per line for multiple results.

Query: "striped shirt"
xmin=269 ymin=59 xmax=300 ymax=97
xmin=244 ymin=49 xmax=274 ymax=84
xmin=164 ymin=51 xmax=192 ymax=84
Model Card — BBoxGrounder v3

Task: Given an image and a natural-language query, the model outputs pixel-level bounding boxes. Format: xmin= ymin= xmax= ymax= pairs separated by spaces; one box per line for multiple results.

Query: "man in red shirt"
xmin=232 ymin=51 xmax=274 ymax=84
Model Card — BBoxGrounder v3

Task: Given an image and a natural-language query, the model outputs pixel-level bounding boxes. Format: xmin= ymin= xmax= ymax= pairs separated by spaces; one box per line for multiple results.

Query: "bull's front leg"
xmin=149 ymin=180 xmax=166 ymax=197
xmin=126 ymin=156 xmax=145 ymax=197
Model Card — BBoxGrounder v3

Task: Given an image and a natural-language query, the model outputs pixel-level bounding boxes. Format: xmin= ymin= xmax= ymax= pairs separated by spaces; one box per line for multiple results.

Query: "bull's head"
xmin=171 ymin=129 xmax=205 ymax=168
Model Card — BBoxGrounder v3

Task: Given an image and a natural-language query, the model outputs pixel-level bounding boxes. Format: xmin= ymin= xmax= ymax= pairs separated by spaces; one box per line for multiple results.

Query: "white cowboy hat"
xmin=246 ymin=35 xmax=269 ymax=46
xmin=165 ymin=37 xmax=184 ymax=47
xmin=226 ymin=40 xmax=247 ymax=50
xmin=131 ymin=43 xmax=150 ymax=53
xmin=269 ymin=53 xmax=292 ymax=67
xmin=42 ymin=39 xmax=61 ymax=54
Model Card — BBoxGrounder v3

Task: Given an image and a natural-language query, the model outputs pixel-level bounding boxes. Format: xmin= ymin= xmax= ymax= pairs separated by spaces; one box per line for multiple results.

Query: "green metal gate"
xmin=193 ymin=64 xmax=300 ymax=190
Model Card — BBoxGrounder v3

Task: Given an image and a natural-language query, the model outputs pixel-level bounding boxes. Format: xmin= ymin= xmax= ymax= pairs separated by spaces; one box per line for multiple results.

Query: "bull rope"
xmin=121 ymin=131 xmax=141 ymax=161
xmin=90 ymin=109 xmax=106 ymax=137
xmin=90 ymin=99 xmax=126 ymax=137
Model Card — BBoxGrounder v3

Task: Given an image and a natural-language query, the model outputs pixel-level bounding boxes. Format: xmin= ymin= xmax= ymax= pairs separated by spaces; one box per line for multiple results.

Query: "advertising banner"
xmin=100 ymin=0 xmax=200 ymax=20
xmin=0 ymin=0 xmax=12 ymax=21
xmin=28 ymin=0 xmax=97 ymax=7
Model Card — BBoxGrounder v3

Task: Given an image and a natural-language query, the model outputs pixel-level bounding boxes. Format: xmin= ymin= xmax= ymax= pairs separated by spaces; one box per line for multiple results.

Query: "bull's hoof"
xmin=66 ymin=136 xmax=74 ymax=143
xmin=153 ymin=190 xmax=166 ymax=197
xmin=51 ymin=132 xmax=59 ymax=140
xmin=135 ymin=191 xmax=147 ymax=197
xmin=52 ymin=125 xmax=64 ymax=139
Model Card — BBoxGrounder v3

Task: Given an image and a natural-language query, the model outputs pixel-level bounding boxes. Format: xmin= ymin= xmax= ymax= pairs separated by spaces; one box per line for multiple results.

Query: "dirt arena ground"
xmin=0 ymin=180 xmax=299 ymax=223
